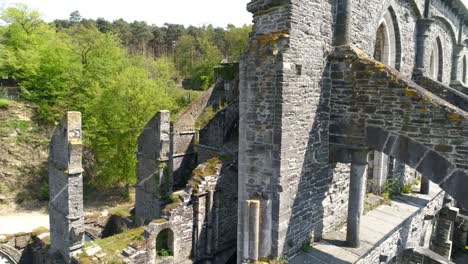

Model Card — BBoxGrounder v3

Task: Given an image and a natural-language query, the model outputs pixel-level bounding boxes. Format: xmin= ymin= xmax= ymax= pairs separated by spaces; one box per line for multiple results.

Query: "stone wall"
xmin=322 ymin=163 xmax=351 ymax=234
xmin=329 ymin=47 xmax=468 ymax=207
xmin=356 ymin=190 xmax=445 ymax=263
xmin=238 ymin=0 xmax=337 ymax=260
xmin=351 ymin=0 xmax=420 ymax=77
xmin=422 ymin=18 xmax=455 ymax=84
xmin=135 ymin=111 xmax=171 ymax=225
xmin=198 ymin=101 xmax=239 ymax=164
xmin=142 ymin=158 xmax=238 ymax=264
xmin=414 ymin=74 xmax=468 ymax=112
xmin=48 ymin=112 xmax=84 ymax=262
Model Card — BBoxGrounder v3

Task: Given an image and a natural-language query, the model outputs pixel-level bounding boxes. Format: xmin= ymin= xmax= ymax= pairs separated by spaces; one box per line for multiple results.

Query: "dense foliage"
xmin=0 ymin=5 xmax=250 ymax=194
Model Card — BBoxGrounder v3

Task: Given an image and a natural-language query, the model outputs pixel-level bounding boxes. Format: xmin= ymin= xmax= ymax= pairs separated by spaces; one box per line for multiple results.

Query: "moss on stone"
xmin=152 ymin=218 xmax=168 ymax=224
xmin=109 ymin=204 xmax=132 ymax=217
xmin=86 ymin=227 xmax=145 ymax=261
xmin=31 ymin=226 xmax=49 ymax=236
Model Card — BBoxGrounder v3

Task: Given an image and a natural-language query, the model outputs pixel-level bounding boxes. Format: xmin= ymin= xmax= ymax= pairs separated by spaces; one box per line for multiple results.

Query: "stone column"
xmin=247 ymin=200 xmax=260 ymax=262
xmin=205 ymin=190 xmax=214 ymax=257
xmin=335 ymin=0 xmax=351 ymax=46
xmin=346 ymin=150 xmax=368 ymax=248
xmin=259 ymin=199 xmax=272 ymax=258
xmin=48 ymin=112 xmax=84 ymax=263
xmin=451 ymin=45 xmax=464 ymax=83
xmin=135 ymin=111 xmax=171 ymax=225
xmin=372 ymin=151 xmax=388 ymax=194
xmin=430 ymin=207 xmax=459 ymax=258
xmin=420 ymin=176 xmax=430 ymax=194
xmin=414 ymin=19 xmax=433 ymax=76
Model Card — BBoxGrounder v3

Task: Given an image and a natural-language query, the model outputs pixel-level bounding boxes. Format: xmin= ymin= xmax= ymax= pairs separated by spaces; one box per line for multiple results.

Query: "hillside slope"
xmin=0 ymin=99 xmax=49 ymax=212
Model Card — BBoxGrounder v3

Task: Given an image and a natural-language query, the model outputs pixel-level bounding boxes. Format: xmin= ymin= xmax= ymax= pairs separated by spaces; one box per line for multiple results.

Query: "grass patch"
xmin=161 ymin=191 xmax=182 ymax=214
xmin=31 ymin=226 xmax=49 ymax=236
xmin=400 ymin=183 xmax=413 ymax=194
xmin=88 ymin=227 xmax=145 ymax=260
xmin=108 ymin=204 xmax=132 ymax=217
xmin=195 ymin=102 xmax=228 ymax=129
xmin=1 ymin=120 xmax=31 ymax=131
xmin=195 ymin=106 xmax=217 ymax=129
xmin=301 ymin=242 xmax=313 ymax=252
xmin=0 ymin=98 xmax=11 ymax=109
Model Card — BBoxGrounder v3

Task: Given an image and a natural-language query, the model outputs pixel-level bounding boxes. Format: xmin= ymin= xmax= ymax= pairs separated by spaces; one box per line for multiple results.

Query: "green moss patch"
xmin=108 ymin=204 xmax=133 ymax=217
xmin=85 ymin=227 xmax=145 ymax=261
xmin=0 ymin=98 xmax=11 ymax=109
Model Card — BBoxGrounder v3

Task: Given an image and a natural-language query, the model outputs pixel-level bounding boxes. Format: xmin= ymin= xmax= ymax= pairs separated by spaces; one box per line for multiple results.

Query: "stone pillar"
xmin=430 ymin=207 xmax=459 ymax=258
xmin=206 ymin=190 xmax=214 ymax=257
xmin=372 ymin=151 xmax=388 ymax=194
xmin=335 ymin=0 xmax=351 ymax=45
xmin=450 ymin=45 xmax=464 ymax=84
xmin=346 ymin=150 xmax=368 ymax=248
xmin=414 ymin=19 xmax=433 ymax=75
xmin=247 ymin=200 xmax=260 ymax=262
xmin=48 ymin=112 xmax=84 ymax=263
xmin=420 ymin=176 xmax=430 ymax=194
xmin=135 ymin=111 xmax=171 ymax=225
xmin=259 ymin=199 xmax=272 ymax=258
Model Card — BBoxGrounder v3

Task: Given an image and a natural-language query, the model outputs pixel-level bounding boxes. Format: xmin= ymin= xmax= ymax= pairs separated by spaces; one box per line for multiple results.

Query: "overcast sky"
xmin=1 ymin=0 xmax=253 ymax=27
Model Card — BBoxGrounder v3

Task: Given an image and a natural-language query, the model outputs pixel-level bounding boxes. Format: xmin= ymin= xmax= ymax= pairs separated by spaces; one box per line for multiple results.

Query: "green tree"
xmin=86 ymin=62 xmax=177 ymax=193
xmin=190 ymin=33 xmax=222 ymax=90
xmin=69 ymin=10 xmax=82 ymax=24
xmin=224 ymin=25 xmax=251 ymax=62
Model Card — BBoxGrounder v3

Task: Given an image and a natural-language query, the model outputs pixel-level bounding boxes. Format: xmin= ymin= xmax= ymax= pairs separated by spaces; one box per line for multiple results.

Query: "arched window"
xmin=462 ymin=55 xmax=466 ymax=84
xmin=429 ymin=37 xmax=443 ymax=82
xmin=373 ymin=8 xmax=399 ymax=69
xmin=156 ymin=228 xmax=174 ymax=257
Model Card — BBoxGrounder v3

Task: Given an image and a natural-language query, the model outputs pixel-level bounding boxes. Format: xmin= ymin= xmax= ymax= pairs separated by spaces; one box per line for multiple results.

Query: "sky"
xmin=1 ymin=0 xmax=253 ymax=27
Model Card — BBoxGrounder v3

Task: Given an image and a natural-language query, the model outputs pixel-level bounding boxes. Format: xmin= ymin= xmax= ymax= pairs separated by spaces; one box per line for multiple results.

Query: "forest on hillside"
xmin=0 ymin=4 xmax=251 ymax=198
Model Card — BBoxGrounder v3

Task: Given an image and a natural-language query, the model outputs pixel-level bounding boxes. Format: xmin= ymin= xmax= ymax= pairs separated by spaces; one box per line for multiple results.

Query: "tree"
xmin=190 ymin=33 xmax=222 ymax=89
xmin=1 ymin=4 xmax=42 ymax=35
xmin=174 ymin=35 xmax=197 ymax=78
xmin=96 ymin=17 xmax=112 ymax=33
xmin=224 ymin=25 xmax=251 ymax=62
xmin=86 ymin=62 xmax=177 ymax=193
xmin=69 ymin=10 xmax=82 ymax=23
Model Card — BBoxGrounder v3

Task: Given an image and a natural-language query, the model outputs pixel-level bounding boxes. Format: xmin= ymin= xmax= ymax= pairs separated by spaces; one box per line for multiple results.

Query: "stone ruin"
xmin=4 ymin=0 xmax=468 ymax=264
xmin=48 ymin=111 xmax=85 ymax=262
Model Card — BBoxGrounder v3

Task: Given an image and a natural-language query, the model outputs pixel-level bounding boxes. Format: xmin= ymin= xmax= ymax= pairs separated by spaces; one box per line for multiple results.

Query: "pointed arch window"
xmin=373 ymin=8 xmax=400 ymax=69
xmin=429 ymin=37 xmax=443 ymax=82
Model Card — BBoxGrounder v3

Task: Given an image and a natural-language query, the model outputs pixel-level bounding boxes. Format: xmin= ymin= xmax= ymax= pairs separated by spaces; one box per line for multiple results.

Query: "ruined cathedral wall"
xmin=423 ymin=19 xmax=455 ymax=84
xmin=351 ymin=0 xmax=419 ymax=77
xmin=275 ymin=0 xmax=336 ymax=255
xmin=238 ymin=0 xmax=293 ymax=260
xmin=430 ymin=0 xmax=462 ymax=37
xmin=322 ymin=163 xmax=351 ymax=234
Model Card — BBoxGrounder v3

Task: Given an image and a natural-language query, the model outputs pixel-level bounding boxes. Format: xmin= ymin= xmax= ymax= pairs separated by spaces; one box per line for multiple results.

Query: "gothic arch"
xmin=432 ymin=16 xmax=458 ymax=45
xmin=364 ymin=126 xmax=468 ymax=210
xmin=373 ymin=6 xmax=402 ymax=70
xmin=429 ymin=37 xmax=444 ymax=81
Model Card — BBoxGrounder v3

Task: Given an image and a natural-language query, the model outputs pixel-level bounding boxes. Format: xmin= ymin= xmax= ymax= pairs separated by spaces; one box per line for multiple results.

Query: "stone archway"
xmin=156 ymin=228 xmax=174 ymax=257
xmin=373 ymin=7 xmax=401 ymax=69
xmin=364 ymin=126 xmax=468 ymax=209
